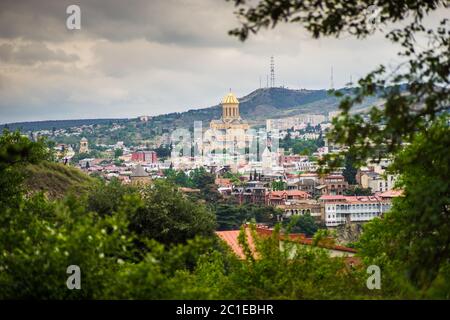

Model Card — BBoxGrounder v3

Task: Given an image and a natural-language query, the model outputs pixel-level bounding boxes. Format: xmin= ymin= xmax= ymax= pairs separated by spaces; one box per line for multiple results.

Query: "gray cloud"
xmin=0 ymin=0 xmax=238 ymax=47
xmin=0 ymin=42 xmax=79 ymax=65
xmin=0 ymin=0 xmax=447 ymax=124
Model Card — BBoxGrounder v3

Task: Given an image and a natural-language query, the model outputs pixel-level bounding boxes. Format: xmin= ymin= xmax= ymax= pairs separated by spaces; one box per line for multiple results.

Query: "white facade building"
xmin=266 ymin=114 xmax=326 ymax=131
xmin=320 ymin=195 xmax=394 ymax=227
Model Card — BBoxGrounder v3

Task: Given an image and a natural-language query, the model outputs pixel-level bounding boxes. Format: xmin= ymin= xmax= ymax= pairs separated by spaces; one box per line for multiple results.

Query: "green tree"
xmin=285 ymin=214 xmax=319 ymax=237
xmin=154 ymin=145 xmax=171 ymax=159
xmin=104 ymin=237 xmax=222 ymax=299
xmin=114 ymin=148 xmax=123 ymax=158
xmin=222 ymin=171 xmax=243 ymax=185
xmin=214 ymin=203 xmax=279 ymax=231
xmin=343 ymin=153 xmax=358 ymax=185
xmin=0 ymin=193 xmax=135 ymax=299
xmin=87 ymin=177 xmax=137 ymax=216
xmin=189 ymin=167 xmax=221 ymax=202
xmin=271 ymin=179 xmax=286 ymax=191
xmin=128 ymin=180 xmax=216 ymax=245
xmin=164 ymin=169 xmax=193 ymax=187
xmin=359 ymin=118 xmax=450 ymax=292
xmin=189 ymin=167 xmax=215 ymax=189
xmin=344 ymin=186 xmax=373 ymax=196
xmin=0 ymin=129 xmax=50 ymax=210
xmin=280 ymin=134 xmax=322 ymax=156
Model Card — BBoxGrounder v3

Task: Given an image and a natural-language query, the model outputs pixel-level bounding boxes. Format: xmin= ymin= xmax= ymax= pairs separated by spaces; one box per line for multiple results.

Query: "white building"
xmin=359 ymin=158 xmax=398 ymax=192
xmin=319 ymin=194 xmax=396 ymax=227
xmin=266 ymin=114 xmax=326 ymax=131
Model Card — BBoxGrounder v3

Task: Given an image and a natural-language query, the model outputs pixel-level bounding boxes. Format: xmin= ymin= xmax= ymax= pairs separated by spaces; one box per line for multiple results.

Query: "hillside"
xmin=24 ymin=161 xmax=95 ymax=199
xmin=3 ymin=86 xmax=384 ymax=133
xmin=3 ymin=118 xmax=129 ymax=132
xmin=238 ymin=87 xmax=381 ymax=119
xmin=150 ymin=87 xmax=383 ymax=130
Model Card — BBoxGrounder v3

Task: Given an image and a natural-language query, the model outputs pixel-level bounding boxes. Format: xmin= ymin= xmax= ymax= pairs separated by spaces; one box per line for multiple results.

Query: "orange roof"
xmin=216 ymin=229 xmax=255 ymax=259
xmin=377 ymin=189 xmax=403 ymax=198
xmin=319 ymin=195 xmax=347 ymax=201
xmin=215 ymin=178 xmax=232 ymax=186
xmin=300 ymin=173 xmax=318 ymax=177
xmin=216 ymin=225 xmax=356 ymax=259
xmin=320 ymin=195 xmax=381 ymax=203
xmin=344 ymin=196 xmax=381 ymax=204
xmin=325 ymin=174 xmax=345 ymax=179
xmin=254 ymin=227 xmax=356 ymax=253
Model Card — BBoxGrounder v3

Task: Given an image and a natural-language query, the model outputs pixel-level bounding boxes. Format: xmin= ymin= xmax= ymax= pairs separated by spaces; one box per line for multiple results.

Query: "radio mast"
xmin=270 ymin=56 xmax=275 ymax=87
xmin=330 ymin=66 xmax=334 ymax=89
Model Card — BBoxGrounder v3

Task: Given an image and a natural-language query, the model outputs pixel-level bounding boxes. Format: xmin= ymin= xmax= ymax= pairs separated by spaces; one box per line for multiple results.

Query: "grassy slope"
xmin=24 ymin=161 xmax=95 ymax=199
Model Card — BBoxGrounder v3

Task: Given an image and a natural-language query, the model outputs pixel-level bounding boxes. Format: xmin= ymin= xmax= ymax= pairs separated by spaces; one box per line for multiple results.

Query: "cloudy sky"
xmin=0 ymin=0 xmax=447 ymax=124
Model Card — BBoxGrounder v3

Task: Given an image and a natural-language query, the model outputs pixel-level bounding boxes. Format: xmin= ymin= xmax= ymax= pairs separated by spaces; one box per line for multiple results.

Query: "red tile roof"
xmin=319 ymin=195 xmax=347 ymax=201
xmin=377 ymin=189 xmax=403 ymax=198
xmin=215 ymin=178 xmax=232 ymax=187
xmin=325 ymin=174 xmax=345 ymax=179
xmin=319 ymin=195 xmax=389 ymax=203
xmin=216 ymin=229 xmax=255 ymax=259
xmin=216 ymin=225 xmax=356 ymax=259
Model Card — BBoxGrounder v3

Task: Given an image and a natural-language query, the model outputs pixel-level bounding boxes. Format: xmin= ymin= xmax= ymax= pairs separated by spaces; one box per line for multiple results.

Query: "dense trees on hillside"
xmin=215 ymin=203 xmax=280 ymax=230
xmin=359 ymin=119 xmax=450 ymax=291
xmin=128 ymin=180 xmax=216 ymax=245
xmin=284 ymin=214 xmax=320 ymax=237
xmin=280 ymin=132 xmax=323 ymax=156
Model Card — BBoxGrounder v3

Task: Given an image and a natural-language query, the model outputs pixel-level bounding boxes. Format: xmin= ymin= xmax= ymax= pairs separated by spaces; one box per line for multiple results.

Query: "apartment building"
xmin=131 ymin=150 xmax=158 ymax=163
xmin=318 ymin=174 xmax=349 ymax=195
xmin=319 ymin=194 xmax=394 ymax=227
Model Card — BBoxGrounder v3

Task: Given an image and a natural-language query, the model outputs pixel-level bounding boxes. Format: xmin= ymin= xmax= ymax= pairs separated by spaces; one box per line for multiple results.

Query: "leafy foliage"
xmin=280 ymin=132 xmax=323 ymax=156
xmin=344 ymin=186 xmax=373 ymax=196
xmin=86 ymin=177 xmax=137 ymax=216
xmin=128 ymin=180 xmax=217 ymax=245
xmin=343 ymin=153 xmax=357 ymax=185
xmin=284 ymin=214 xmax=320 ymax=236
xmin=271 ymin=179 xmax=287 ymax=191
xmin=359 ymin=118 xmax=450 ymax=291
xmin=227 ymin=0 xmax=446 ymax=40
xmin=0 ymin=194 xmax=134 ymax=299
xmin=165 ymin=167 xmax=221 ymax=203
xmin=0 ymin=129 xmax=50 ymax=210
xmin=215 ymin=203 xmax=280 ymax=230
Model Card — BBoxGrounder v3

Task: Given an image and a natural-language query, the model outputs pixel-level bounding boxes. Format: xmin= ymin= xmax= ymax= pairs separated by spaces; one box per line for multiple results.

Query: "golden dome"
xmin=222 ymin=92 xmax=239 ymax=104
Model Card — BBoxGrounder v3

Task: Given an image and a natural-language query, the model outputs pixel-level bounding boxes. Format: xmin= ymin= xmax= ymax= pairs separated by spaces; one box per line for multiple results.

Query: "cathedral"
xmin=210 ymin=92 xmax=249 ymax=131
xmin=207 ymin=92 xmax=250 ymax=154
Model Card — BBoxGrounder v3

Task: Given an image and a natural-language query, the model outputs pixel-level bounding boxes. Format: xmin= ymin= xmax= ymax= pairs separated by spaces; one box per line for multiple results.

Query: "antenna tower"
xmin=330 ymin=66 xmax=334 ymax=89
xmin=270 ymin=56 xmax=275 ymax=87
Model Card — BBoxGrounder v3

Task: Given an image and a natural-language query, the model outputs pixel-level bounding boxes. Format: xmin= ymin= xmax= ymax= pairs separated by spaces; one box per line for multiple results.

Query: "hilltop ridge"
xmin=3 ymin=87 xmax=382 ymax=132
